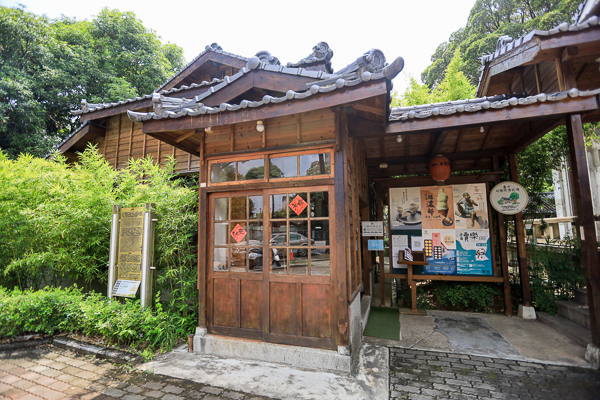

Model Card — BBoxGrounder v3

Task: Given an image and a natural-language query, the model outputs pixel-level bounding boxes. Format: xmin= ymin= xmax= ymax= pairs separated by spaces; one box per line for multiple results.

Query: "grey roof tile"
xmin=389 ymin=88 xmax=600 ymax=122
xmin=287 ymin=42 xmax=333 ymax=72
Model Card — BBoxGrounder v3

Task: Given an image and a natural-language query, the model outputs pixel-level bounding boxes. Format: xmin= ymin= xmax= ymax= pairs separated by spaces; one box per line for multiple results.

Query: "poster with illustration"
xmin=422 ymin=229 xmax=456 ymax=274
xmin=456 ymin=230 xmax=492 ymax=275
xmin=452 ymin=184 xmax=489 ymax=230
xmin=421 ymin=186 xmax=455 ymax=230
xmin=390 ymin=188 xmax=422 ymax=230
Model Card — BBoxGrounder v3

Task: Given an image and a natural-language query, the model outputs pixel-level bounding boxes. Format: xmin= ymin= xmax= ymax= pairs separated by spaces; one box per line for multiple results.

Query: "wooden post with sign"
xmin=108 ymin=205 xmax=121 ymax=299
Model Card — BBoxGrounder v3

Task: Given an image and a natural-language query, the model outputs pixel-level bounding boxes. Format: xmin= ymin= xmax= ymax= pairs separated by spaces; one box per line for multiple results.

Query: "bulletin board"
xmin=389 ymin=184 xmax=493 ymax=276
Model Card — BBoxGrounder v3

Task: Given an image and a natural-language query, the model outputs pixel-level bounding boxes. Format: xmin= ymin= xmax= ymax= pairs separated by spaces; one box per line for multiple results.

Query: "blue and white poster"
xmin=456 ymin=230 xmax=492 ymax=275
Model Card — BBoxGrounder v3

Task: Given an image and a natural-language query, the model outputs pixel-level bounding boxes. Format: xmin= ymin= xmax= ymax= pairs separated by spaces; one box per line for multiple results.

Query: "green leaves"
xmin=0 ymin=6 xmax=185 ymax=158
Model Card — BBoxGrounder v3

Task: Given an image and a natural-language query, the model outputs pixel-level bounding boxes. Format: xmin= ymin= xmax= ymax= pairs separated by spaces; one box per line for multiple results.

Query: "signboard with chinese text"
xmin=368 ymin=239 xmax=384 ymax=251
xmin=117 ymin=207 xmax=144 ymax=281
xmin=361 ymin=221 xmax=384 ymax=236
xmin=111 ymin=279 xmax=141 ymax=298
xmin=490 ymin=182 xmax=529 ymax=215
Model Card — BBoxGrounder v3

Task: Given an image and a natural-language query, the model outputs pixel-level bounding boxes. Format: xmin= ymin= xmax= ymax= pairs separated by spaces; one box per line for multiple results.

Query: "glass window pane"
xmin=248 ymin=222 xmax=263 ymax=244
xmin=290 ymin=248 xmax=308 ymax=275
xmin=214 ymin=223 xmax=229 ymax=245
xmin=270 ymin=221 xmax=287 ymax=246
xmin=270 ymin=156 xmax=297 ymax=178
xmin=231 ymin=247 xmax=247 ymax=272
xmin=238 ymin=159 xmax=265 ymax=180
xmin=248 ymin=196 xmax=263 ymax=219
xmin=310 ymin=192 xmax=329 ymax=218
xmin=289 ymin=193 xmax=308 ymax=218
xmin=231 ymin=196 xmax=246 ymax=220
xmin=271 ymin=248 xmax=287 ymax=274
xmin=229 ymin=222 xmax=247 ymax=245
xmin=290 ymin=221 xmax=309 ymax=246
xmin=300 ymin=153 xmax=331 ymax=176
xmin=311 ymin=220 xmax=330 ymax=246
xmin=270 ymin=194 xmax=287 ymax=219
xmin=211 ymin=162 xmax=235 ymax=183
xmin=213 ymin=248 xmax=228 ymax=271
xmin=214 ymin=198 xmax=229 ymax=221
xmin=311 ymin=250 xmax=330 ymax=276
xmin=248 ymin=246 xmax=263 ymax=272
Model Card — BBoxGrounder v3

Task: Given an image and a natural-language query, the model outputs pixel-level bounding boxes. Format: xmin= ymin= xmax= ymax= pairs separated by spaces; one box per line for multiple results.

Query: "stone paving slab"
xmin=389 ymin=347 xmax=600 ymax=400
xmin=0 ymin=346 xmax=276 ymax=400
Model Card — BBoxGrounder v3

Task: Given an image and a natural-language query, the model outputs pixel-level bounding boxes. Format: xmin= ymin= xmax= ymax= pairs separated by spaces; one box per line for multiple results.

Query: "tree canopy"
xmin=0 ymin=6 xmax=185 ymax=158
xmin=421 ymin=0 xmax=581 ymax=88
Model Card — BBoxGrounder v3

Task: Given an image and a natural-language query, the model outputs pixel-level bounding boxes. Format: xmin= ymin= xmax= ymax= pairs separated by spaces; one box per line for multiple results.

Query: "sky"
xmin=3 ymin=0 xmax=477 ymax=94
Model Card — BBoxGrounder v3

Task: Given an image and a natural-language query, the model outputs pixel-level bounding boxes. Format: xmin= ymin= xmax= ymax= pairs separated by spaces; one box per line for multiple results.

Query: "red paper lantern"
xmin=429 ymin=154 xmax=451 ymax=183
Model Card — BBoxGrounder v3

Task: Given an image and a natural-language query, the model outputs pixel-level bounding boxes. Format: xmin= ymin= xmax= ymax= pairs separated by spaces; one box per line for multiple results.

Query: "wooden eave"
xmin=363 ymin=94 xmax=600 ymax=178
xmin=478 ymin=27 xmax=600 ymax=97
xmin=137 ymin=80 xmax=388 ymax=157
xmin=161 ymin=52 xmax=247 ymax=92
xmin=56 ymin=123 xmax=106 ymax=154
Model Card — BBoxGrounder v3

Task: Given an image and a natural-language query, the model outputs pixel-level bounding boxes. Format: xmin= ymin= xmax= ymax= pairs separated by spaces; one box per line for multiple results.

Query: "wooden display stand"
xmin=398 ymin=250 xmax=429 ymax=315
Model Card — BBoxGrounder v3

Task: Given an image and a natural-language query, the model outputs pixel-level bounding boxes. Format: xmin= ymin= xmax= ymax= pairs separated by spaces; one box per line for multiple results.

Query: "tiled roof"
xmin=127 ymin=50 xmax=405 ymax=123
xmin=286 ymin=42 xmax=334 ymax=72
xmin=156 ymin=43 xmax=249 ymax=92
xmin=389 ymin=88 xmax=600 ymax=122
xmin=71 ymin=78 xmax=223 ymax=116
xmin=481 ymin=16 xmax=599 ymax=65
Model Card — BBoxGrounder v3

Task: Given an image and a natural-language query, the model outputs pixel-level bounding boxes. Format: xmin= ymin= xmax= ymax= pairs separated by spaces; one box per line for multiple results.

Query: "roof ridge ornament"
xmin=335 ymin=48 xmax=388 ymax=75
xmin=255 ymin=50 xmax=280 ymax=66
xmin=287 ymin=41 xmax=334 ymax=68
xmin=205 ymin=43 xmax=223 ymax=52
xmin=496 ymin=35 xmax=513 ymax=52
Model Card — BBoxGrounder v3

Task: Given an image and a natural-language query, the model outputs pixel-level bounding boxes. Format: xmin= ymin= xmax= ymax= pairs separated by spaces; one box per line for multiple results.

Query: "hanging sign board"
xmin=362 ymin=221 xmax=384 ymax=236
xmin=368 ymin=239 xmax=384 ymax=251
xmin=111 ymin=279 xmax=141 ymax=298
xmin=490 ymin=182 xmax=529 ymax=215
xmin=117 ymin=207 xmax=145 ymax=281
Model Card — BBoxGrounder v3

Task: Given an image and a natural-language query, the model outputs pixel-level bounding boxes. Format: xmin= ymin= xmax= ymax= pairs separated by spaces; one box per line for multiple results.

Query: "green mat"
xmin=363 ymin=307 xmax=400 ymax=340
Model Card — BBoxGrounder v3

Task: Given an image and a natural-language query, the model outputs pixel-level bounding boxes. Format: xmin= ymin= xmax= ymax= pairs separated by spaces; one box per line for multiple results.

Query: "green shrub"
xmin=528 ymin=237 xmax=585 ymax=314
xmin=0 ymin=287 xmax=195 ymax=353
xmin=0 ymin=146 xmax=198 ymax=320
xmin=432 ymin=282 xmax=499 ymax=313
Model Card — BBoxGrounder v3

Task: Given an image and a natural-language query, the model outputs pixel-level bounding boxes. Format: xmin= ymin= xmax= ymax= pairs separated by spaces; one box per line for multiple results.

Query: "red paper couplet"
xmin=289 ymin=195 xmax=308 ymax=216
xmin=230 ymin=224 xmax=247 ymax=243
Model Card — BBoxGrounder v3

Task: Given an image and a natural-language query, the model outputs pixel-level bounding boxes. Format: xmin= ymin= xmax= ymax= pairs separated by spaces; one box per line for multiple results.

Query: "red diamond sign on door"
xmin=230 ymin=224 xmax=247 ymax=243
xmin=289 ymin=195 xmax=308 ymax=216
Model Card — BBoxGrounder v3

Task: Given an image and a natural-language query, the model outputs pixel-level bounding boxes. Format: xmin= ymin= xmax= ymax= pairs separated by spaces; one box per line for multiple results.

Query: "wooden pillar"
xmin=334 ymin=112 xmax=349 ymax=346
xmin=197 ymin=162 xmax=208 ymax=329
xmin=376 ymin=184 xmax=386 ymax=307
xmin=361 ymin=205 xmax=372 ymax=296
xmin=508 ymin=153 xmax=532 ymax=306
xmin=566 ymin=114 xmax=600 ymax=347
xmin=493 ymin=157 xmax=513 ymax=316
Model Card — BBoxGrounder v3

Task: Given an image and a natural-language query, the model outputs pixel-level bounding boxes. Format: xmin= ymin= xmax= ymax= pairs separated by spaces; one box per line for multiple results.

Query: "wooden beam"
xmin=57 ymin=123 xmax=105 ymax=154
xmin=381 ymin=96 xmax=599 ymax=136
xmin=174 ymin=130 xmax=197 ymax=143
xmin=509 ymin=117 xmax=564 ymax=153
xmin=351 ymin=103 xmax=384 ymax=116
xmin=534 ymin=64 xmax=542 ymax=94
xmin=142 ymin=81 xmax=388 ymax=134
xmin=366 ymin=149 xmax=508 ymax=166
xmin=508 ymin=153 xmax=532 ymax=307
xmin=144 ymin=131 xmax=200 ymax=157
xmin=197 ymin=163 xmax=208 ymax=329
xmin=346 ymin=114 xmax=385 ymax=137
xmin=376 ymin=184 xmax=386 ymax=307
xmin=429 ymin=130 xmax=450 ymax=157
xmin=376 ymin=172 xmax=503 ymax=188
xmin=566 ymin=113 xmax=600 ymax=346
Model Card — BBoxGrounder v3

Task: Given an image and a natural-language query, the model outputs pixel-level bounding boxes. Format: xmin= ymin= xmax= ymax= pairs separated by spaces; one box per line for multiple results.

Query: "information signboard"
xmin=117 ymin=207 xmax=145 ymax=281
xmin=368 ymin=239 xmax=384 ymax=251
xmin=111 ymin=279 xmax=141 ymax=298
xmin=490 ymin=181 xmax=529 ymax=215
xmin=390 ymin=184 xmax=492 ymax=276
xmin=361 ymin=221 xmax=384 ymax=236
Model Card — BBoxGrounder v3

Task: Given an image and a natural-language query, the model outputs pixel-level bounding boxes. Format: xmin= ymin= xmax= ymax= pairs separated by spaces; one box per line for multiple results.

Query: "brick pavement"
xmin=389 ymin=347 xmax=600 ymax=400
xmin=0 ymin=346 xmax=275 ymax=400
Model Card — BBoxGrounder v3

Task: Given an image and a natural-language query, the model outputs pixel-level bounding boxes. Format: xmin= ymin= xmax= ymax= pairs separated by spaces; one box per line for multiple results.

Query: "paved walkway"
xmin=389 ymin=347 xmax=600 ymax=400
xmin=0 ymin=346 xmax=275 ymax=400
xmin=1 ymin=344 xmax=599 ymax=399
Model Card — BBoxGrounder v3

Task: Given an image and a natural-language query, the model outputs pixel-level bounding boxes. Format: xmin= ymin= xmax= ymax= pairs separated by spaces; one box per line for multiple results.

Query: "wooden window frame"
xmin=207 ymin=146 xmax=334 ymax=187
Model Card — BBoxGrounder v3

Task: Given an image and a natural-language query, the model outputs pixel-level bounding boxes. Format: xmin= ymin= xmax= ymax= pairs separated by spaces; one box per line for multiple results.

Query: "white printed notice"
xmin=456 ymin=230 xmax=492 ymax=276
xmin=392 ymin=235 xmax=409 ymax=269
xmin=111 ymin=279 xmax=141 ymax=298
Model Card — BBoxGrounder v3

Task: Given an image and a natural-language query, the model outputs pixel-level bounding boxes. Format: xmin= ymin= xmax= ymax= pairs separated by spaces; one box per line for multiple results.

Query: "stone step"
xmin=574 ymin=289 xmax=588 ymax=306
xmin=537 ymin=312 xmax=592 ymax=348
xmin=556 ymin=300 xmax=590 ymax=329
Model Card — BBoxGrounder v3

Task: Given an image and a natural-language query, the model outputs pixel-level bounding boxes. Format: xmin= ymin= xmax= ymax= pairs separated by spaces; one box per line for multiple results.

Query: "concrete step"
xmin=574 ymin=289 xmax=588 ymax=306
xmin=537 ymin=312 xmax=592 ymax=347
xmin=556 ymin=300 xmax=590 ymax=329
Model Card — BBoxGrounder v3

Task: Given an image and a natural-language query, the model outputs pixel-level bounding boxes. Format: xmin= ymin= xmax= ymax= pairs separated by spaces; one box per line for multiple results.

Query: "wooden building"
xmin=58 ymin=9 xmax=600 ymax=369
